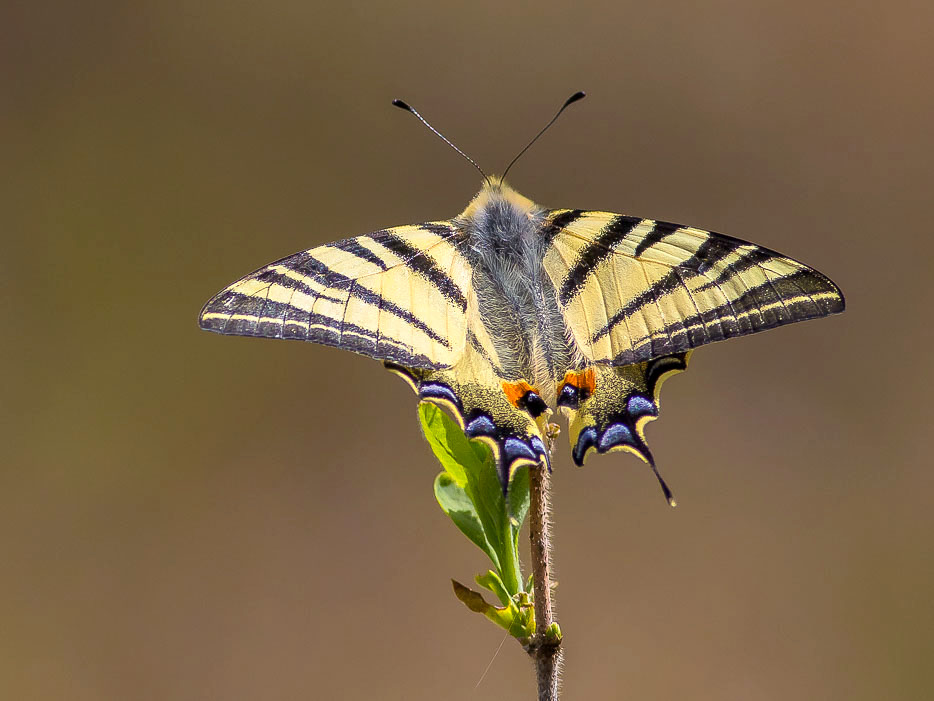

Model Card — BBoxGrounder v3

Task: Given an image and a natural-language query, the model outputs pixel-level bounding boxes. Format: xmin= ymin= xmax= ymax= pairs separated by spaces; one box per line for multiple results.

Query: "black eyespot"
xmin=577 ymin=384 xmax=592 ymax=403
xmin=557 ymin=383 xmax=579 ymax=409
xmin=518 ymin=390 xmax=548 ymax=418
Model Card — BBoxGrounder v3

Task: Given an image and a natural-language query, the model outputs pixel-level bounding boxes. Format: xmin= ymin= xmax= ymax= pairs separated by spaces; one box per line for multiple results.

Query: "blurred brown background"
xmin=3 ymin=1 xmax=932 ymax=699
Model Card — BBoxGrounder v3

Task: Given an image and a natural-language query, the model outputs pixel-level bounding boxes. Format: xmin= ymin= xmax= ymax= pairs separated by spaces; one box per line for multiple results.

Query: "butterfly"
xmin=199 ymin=94 xmax=845 ymax=501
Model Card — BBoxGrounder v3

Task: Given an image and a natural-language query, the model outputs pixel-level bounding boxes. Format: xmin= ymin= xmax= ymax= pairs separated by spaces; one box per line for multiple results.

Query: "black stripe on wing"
xmin=555 ymin=216 xmax=846 ymax=366
xmin=199 ymin=224 xmax=466 ymax=369
xmin=605 ymin=268 xmax=845 ymax=366
xmin=633 ymin=220 xmax=682 ymax=258
xmin=559 ymin=215 xmax=642 ymax=305
xmin=560 ymin=220 xmax=686 ymax=306
xmin=201 ymin=292 xmax=444 ymax=369
xmin=324 ymin=237 xmax=390 ymax=271
xmin=200 ymin=254 xmax=453 ymax=349
xmin=299 ymin=254 xmax=454 ymax=347
xmin=591 ymin=235 xmax=750 ymax=344
xmin=203 ymin=289 xmax=440 ymax=367
xmin=375 ymin=227 xmax=468 ymax=310
xmin=466 ymin=330 xmax=507 ymax=379
xmin=541 ymin=209 xmax=585 ymax=247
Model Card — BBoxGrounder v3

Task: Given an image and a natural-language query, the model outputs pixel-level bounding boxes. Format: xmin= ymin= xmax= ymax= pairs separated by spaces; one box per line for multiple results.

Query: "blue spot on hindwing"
xmin=462 ymin=412 xmax=547 ymax=494
xmin=572 ymin=426 xmax=599 ymax=466
xmin=626 ymin=395 xmax=656 ymax=418
xmin=420 ymin=382 xmax=461 ymax=409
xmin=465 ymin=414 xmax=496 ymax=437
xmin=504 ymin=437 xmax=538 ymax=463
xmin=598 ymin=423 xmax=634 ymax=451
xmin=531 ymin=436 xmax=546 ymax=455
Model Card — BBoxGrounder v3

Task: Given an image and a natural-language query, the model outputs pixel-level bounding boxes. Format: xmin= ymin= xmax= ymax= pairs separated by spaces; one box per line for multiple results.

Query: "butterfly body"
xmin=200 ymin=178 xmax=843 ymax=495
xmin=456 ymin=181 xmax=578 ymax=407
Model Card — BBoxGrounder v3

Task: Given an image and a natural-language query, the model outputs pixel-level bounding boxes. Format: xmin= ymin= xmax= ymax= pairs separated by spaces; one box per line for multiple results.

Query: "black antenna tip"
xmin=501 ymin=91 xmax=587 ymax=180
xmin=564 ymin=91 xmax=586 ymax=107
xmin=389 ymin=98 xmax=489 ymax=181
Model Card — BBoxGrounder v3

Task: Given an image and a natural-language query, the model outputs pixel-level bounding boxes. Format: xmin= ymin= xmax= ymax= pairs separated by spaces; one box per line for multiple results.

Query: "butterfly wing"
xmin=201 ymin=217 xmax=548 ymax=490
xmin=386 ymin=328 xmax=551 ymax=494
xmin=557 ymin=353 xmax=690 ymax=502
xmin=199 ymin=222 xmax=471 ymax=369
xmin=543 ymin=211 xmax=845 ymax=365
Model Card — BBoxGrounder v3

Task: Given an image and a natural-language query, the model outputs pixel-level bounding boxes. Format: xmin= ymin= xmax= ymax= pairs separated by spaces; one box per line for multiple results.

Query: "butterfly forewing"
xmin=544 ymin=211 xmax=845 ymax=366
xmin=199 ymin=222 xmax=471 ymax=369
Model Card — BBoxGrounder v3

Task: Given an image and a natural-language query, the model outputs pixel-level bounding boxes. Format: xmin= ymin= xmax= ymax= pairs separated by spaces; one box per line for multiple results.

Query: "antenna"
xmin=501 ymin=91 xmax=586 ymax=181
xmin=392 ymin=99 xmax=490 ymax=186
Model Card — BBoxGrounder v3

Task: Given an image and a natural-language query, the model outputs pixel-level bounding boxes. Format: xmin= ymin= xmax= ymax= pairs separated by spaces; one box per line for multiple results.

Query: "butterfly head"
xmin=459 ymin=177 xmax=540 ymax=223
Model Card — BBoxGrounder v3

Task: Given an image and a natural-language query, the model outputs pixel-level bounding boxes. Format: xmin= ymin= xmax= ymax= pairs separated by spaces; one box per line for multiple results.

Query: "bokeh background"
xmin=3 ymin=1 xmax=932 ymax=699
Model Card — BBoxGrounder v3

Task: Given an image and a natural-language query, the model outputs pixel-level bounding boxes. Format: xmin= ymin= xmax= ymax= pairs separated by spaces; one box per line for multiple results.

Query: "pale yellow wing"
xmin=543 ymin=210 xmax=845 ymax=365
xmin=199 ymin=222 xmax=470 ymax=369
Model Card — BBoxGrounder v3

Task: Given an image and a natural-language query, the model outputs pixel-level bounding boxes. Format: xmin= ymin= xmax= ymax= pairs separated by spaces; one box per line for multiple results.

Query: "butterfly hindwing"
xmin=386 ymin=342 xmax=550 ymax=493
xmin=560 ymin=353 xmax=691 ymax=467
xmin=199 ymin=222 xmax=471 ymax=369
xmin=544 ymin=211 xmax=845 ymax=365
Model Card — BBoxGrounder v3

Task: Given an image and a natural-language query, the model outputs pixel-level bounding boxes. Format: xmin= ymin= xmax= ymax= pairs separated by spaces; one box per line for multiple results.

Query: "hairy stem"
xmin=528 ymin=460 xmax=561 ymax=700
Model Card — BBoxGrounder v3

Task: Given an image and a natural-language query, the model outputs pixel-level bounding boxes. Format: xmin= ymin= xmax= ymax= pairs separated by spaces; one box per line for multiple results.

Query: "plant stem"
xmin=528 ymin=460 xmax=561 ymax=700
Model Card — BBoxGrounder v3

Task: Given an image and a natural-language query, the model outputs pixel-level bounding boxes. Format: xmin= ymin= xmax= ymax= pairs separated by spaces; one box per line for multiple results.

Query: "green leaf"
xmin=508 ymin=464 xmax=530 ymax=547
xmin=451 ymin=580 xmax=535 ymax=641
xmin=476 ymin=570 xmax=511 ymax=607
xmin=468 ymin=454 xmax=522 ymax=595
xmin=419 ymin=403 xmax=481 ymax=487
xmin=433 ymin=473 xmax=498 ymax=567
xmin=544 ymin=622 xmax=563 ymax=644
xmin=420 ymin=401 xmax=534 ymax=620
xmin=470 ymin=438 xmax=492 ymax=466
xmin=420 ymin=403 xmax=522 ymax=593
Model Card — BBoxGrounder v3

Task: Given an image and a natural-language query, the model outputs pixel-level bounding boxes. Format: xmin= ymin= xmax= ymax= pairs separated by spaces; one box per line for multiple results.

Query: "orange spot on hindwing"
xmin=502 ymin=380 xmax=534 ymax=406
xmin=557 ymin=367 xmax=596 ymax=409
xmin=501 ymin=380 xmax=548 ymax=418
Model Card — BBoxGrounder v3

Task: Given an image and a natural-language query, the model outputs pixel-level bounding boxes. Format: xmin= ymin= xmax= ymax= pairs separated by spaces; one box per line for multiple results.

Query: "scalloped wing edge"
xmin=386 ymin=362 xmax=548 ymax=493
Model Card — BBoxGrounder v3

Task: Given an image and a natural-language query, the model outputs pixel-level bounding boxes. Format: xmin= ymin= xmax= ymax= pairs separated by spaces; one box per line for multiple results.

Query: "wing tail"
xmin=562 ymin=352 xmax=691 ymax=503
